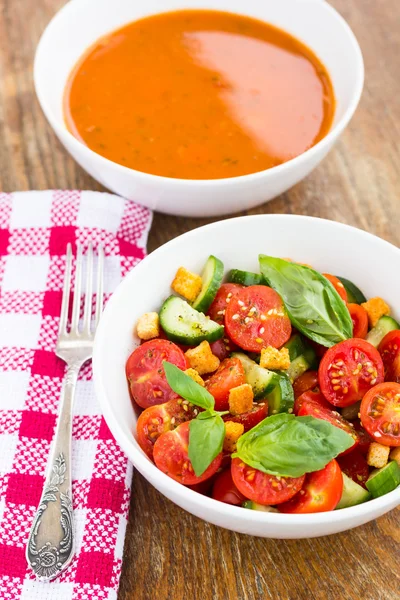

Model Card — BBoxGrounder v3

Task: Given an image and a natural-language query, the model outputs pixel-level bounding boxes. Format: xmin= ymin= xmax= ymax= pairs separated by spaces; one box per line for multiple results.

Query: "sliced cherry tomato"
xmin=126 ymin=339 xmax=188 ymax=409
xmin=360 ymin=382 xmax=400 ymax=446
xmin=318 ymin=338 xmax=384 ymax=407
xmin=350 ymin=419 xmax=374 ymax=455
xmin=223 ymin=402 xmax=268 ymax=432
xmin=207 ymin=283 xmax=244 ymax=325
xmin=231 ymin=457 xmax=305 ymax=505
xmin=187 ymin=477 xmax=216 ymax=495
xmin=294 ymin=389 xmax=331 ymax=415
xmin=225 ymin=285 xmax=292 ymax=352
xmin=348 ymin=303 xmax=368 ymax=339
xmin=378 ymin=330 xmax=400 ymax=383
xmin=153 ymin=421 xmax=222 ymax=485
xmin=293 ymin=371 xmax=319 ymax=399
xmin=136 ymin=398 xmax=198 ymax=459
xmin=298 ymin=400 xmax=359 ymax=454
xmin=205 ymin=357 xmax=246 ymax=411
xmin=323 ymin=274 xmax=348 ymax=302
xmin=309 ymin=339 xmax=328 ymax=358
xmin=337 ymin=449 xmax=370 ymax=489
xmin=212 ymin=468 xmax=247 ymax=505
xmin=278 ymin=459 xmax=343 ymax=513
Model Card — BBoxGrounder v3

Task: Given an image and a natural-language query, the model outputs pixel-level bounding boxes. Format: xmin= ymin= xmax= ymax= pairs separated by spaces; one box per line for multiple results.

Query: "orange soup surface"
xmin=65 ymin=10 xmax=335 ymax=179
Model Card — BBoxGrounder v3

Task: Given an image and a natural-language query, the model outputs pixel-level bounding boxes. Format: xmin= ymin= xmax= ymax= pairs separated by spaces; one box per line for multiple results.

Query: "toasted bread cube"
xmin=184 ymin=368 xmax=205 ymax=387
xmin=367 ymin=442 xmax=390 ymax=469
xmin=260 ymin=346 xmax=290 ymax=371
xmin=361 ymin=297 xmax=390 ymax=328
xmin=171 ymin=267 xmax=202 ymax=302
xmin=229 ymin=383 xmax=254 ymax=415
xmin=389 ymin=447 xmax=400 ymax=467
xmin=136 ymin=312 xmax=160 ymax=340
xmin=185 ymin=341 xmax=220 ymax=375
xmin=223 ymin=421 xmax=244 ymax=453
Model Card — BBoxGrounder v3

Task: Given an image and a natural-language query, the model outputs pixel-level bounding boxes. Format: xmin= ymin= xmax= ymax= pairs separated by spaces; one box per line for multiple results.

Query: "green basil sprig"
xmin=259 ymin=256 xmax=353 ymax=348
xmin=233 ymin=413 xmax=354 ymax=478
xmin=164 ymin=362 xmax=225 ymax=476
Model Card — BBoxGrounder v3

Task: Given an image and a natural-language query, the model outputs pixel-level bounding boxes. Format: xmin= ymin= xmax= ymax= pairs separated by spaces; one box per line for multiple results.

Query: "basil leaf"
xmin=259 ymin=256 xmax=353 ymax=347
xmin=188 ymin=413 xmax=225 ymax=476
xmin=163 ymin=361 xmax=214 ymax=410
xmin=233 ymin=413 xmax=354 ymax=478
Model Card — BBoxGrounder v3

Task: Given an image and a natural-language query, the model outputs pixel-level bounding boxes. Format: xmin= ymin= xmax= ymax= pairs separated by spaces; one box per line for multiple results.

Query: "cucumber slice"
xmin=160 ymin=296 xmax=224 ymax=345
xmin=366 ymin=460 xmax=400 ymax=498
xmin=232 ymin=352 xmax=278 ymax=400
xmin=227 ymin=269 xmax=263 ymax=287
xmin=284 ymin=334 xmax=317 ymax=382
xmin=266 ymin=371 xmax=294 ymax=414
xmin=243 ymin=500 xmax=279 ymax=512
xmin=286 ymin=355 xmax=311 ymax=383
xmin=284 ymin=334 xmax=307 ymax=361
xmin=192 ymin=255 xmax=224 ymax=313
xmin=366 ymin=315 xmax=400 ymax=348
xmin=336 ymin=473 xmax=371 ymax=509
xmin=336 ymin=276 xmax=367 ymax=304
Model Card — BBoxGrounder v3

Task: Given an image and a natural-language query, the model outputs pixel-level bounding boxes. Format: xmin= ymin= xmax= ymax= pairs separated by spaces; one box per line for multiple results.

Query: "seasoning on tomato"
xmin=223 ymin=402 xmax=268 ymax=432
xmin=360 ymin=382 xmax=400 ymax=447
xmin=348 ymin=303 xmax=368 ymax=339
xmin=205 ymin=357 xmax=246 ymax=411
xmin=318 ymin=338 xmax=384 ymax=407
xmin=378 ymin=330 xmax=400 ymax=383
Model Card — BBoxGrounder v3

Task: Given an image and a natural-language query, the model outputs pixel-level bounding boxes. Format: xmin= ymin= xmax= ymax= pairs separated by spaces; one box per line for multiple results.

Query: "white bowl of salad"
xmin=93 ymin=215 xmax=400 ymax=538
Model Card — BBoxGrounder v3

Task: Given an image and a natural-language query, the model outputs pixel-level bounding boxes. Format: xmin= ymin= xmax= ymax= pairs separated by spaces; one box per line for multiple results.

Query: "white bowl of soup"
xmin=34 ymin=0 xmax=364 ymax=217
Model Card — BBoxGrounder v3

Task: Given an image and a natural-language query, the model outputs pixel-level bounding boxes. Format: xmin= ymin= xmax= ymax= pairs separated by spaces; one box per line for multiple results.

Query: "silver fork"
xmin=26 ymin=243 xmax=104 ymax=582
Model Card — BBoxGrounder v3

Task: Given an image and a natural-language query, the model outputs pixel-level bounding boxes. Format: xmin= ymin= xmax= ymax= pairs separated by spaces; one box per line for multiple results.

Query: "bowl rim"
xmin=34 ymin=0 xmax=364 ymax=187
xmin=93 ymin=214 xmax=400 ymax=527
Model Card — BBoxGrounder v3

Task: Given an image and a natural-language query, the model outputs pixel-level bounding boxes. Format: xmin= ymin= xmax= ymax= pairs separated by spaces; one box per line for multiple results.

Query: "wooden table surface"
xmin=1 ymin=0 xmax=400 ymax=598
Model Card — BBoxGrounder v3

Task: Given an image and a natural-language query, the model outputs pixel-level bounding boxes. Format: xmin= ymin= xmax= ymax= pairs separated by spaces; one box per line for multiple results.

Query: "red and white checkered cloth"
xmin=0 ymin=191 xmax=152 ymax=599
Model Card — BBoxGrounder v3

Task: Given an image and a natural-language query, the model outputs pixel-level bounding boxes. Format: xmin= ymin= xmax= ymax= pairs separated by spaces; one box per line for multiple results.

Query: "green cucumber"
xmin=232 ymin=352 xmax=278 ymax=400
xmin=284 ymin=334 xmax=307 ymax=361
xmin=160 ymin=296 xmax=224 ymax=345
xmin=366 ymin=460 xmax=400 ymax=498
xmin=227 ymin=269 xmax=263 ymax=287
xmin=366 ymin=315 xmax=400 ymax=347
xmin=336 ymin=276 xmax=367 ymax=304
xmin=192 ymin=255 xmax=224 ymax=313
xmin=336 ymin=473 xmax=371 ymax=509
xmin=243 ymin=500 xmax=279 ymax=512
xmin=265 ymin=371 xmax=294 ymax=414
xmin=284 ymin=334 xmax=317 ymax=382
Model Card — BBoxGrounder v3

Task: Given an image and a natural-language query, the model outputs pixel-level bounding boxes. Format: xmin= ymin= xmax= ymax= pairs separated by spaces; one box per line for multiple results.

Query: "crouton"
xmin=229 ymin=383 xmax=254 ymax=415
xmin=260 ymin=346 xmax=290 ymax=371
xmin=171 ymin=267 xmax=202 ymax=302
xmin=136 ymin=312 xmax=160 ymax=340
xmin=223 ymin=421 xmax=244 ymax=453
xmin=361 ymin=297 xmax=390 ymax=328
xmin=389 ymin=447 xmax=400 ymax=467
xmin=185 ymin=341 xmax=220 ymax=375
xmin=367 ymin=442 xmax=390 ymax=468
xmin=184 ymin=368 xmax=205 ymax=387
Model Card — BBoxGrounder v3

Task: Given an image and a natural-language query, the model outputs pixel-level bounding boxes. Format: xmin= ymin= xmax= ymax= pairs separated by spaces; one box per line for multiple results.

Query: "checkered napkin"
xmin=0 ymin=191 xmax=152 ymax=600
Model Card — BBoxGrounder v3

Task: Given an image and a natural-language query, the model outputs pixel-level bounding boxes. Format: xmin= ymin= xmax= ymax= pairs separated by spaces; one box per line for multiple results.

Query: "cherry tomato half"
xmin=378 ymin=330 xmax=400 ymax=383
xmin=293 ymin=371 xmax=319 ymax=399
xmin=225 ymin=285 xmax=292 ymax=352
xmin=318 ymin=338 xmax=384 ymax=407
xmin=278 ymin=459 xmax=343 ymax=513
xmin=360 ymin=382 xmax=400 ymax=446
xmin=323 ymin=274 xmax=348 ymax=302
xmin=212 ymin=468 xmax=247 ymax=505
xmin=298 ymin=400 xmax=359 ymax=454
xmin=205 ymin=357 xmax=246 ymax=411
xmin=126 ymin=339 xmax=188 ymax=409
xmin=294 ymin=389 xmax=331 ymax=415
xmin=231 ymin=458 xmax=305 ymax=505
xmin=337 ymin=449 xmax=370 ymax=489
xmin=153 ymin=421 xmax=222 ymax=485
xmin=348 ymin=303 xmax=368 ymax=339
xmin=350 ymin=419 xmax=374 ymax=455
xmin=208 ymin=283 xmax=243 ymax=354
xmin=223 ymin=402 xmax=268 ymax=432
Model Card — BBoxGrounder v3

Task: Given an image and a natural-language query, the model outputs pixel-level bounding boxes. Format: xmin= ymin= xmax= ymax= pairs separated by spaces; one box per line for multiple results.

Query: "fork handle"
xmin=26 ymin=361 xmax=82 ymax=581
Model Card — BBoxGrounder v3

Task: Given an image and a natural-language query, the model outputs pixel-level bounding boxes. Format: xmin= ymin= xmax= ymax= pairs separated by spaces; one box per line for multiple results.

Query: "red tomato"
xmin=348 ymin=303 xmax=368 ymax=339
xmin=153 ymin=421 xmax=222 ymax=485
xmin=298 ymin=400 xmax=359 ymax=454
xmin=223 ymin=402 xmax=268 ymax=432
xmin=278 ymin=459 xmax=343 ymax=513
xmin=294 ymin=389 xmax=331 ymax=415
xmin=207 ymin=283 xmax=244 ymax=325
xmin=360 ymin=382 xmax=400 ymax=446
xmin=378 ymin=330 xmax=400 ymax=383
xmin=323 ymin=274 xmax=348 ymax=302
xmin=309 ymin=339 xmax=328 ymax=358
xmin=187 ymin=477 xmax=216 ymax=495
xmin=210 ymin=338 xmax=229 ymax=362
xmin=231 ymin=458 xmax=305 ymax=505
xmin=337 ymin=449 xmax=370 ymax=489
xmin=225 ymin=285 xmax=292 ymax=352
xmin=293 ymin=371 xmax=319 ymax=399
xmin=205 ymin=357 xmax=246 ymax=411
xmin=212 ymin=468 xmax=247 ymax=505
xmin=318 ymin=339 xmax=384 ymax=407
xmin=126 ymin=339 xmax=188 ymax=408
xmin=350 ymin=419 xmax=374 ymax=455
xmin=136 ymin=398 xmax=198 ymax=459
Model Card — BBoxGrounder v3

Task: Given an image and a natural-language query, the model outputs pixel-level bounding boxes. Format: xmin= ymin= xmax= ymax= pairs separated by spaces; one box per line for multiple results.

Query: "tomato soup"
xmin=64 ymin=10 xmax=335 ymax=180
